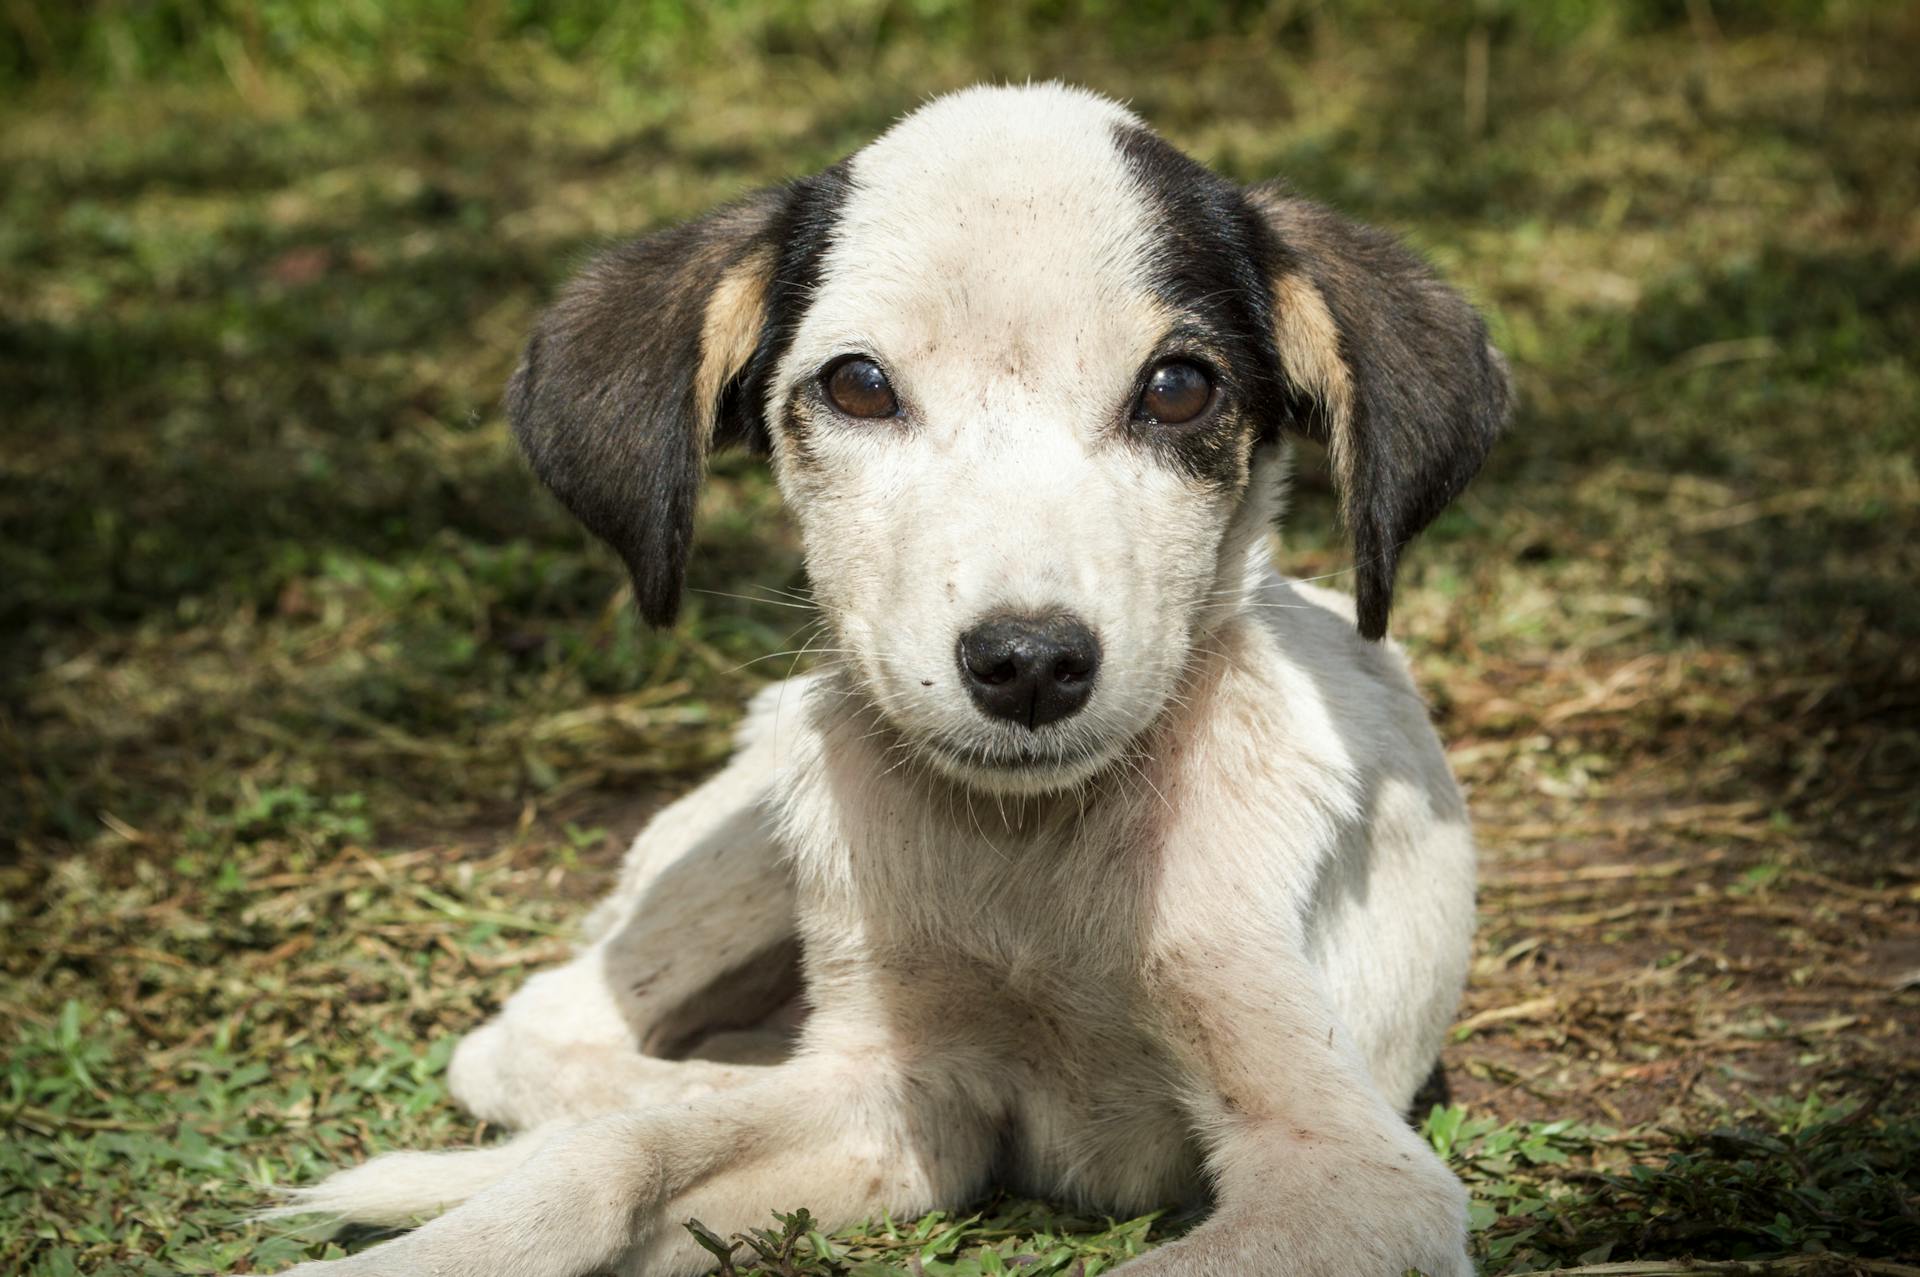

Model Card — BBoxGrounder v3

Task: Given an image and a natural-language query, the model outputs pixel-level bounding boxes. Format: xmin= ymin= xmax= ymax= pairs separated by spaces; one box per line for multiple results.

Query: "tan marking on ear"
xmin=1270 ymin=270 xmax=1356 ymax=522
xmin=694 ymin=244 xmax=776 ymax=441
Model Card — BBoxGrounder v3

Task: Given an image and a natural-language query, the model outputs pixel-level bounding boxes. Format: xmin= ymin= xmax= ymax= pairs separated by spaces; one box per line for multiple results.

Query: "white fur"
xmin=272 ymin=84 xmax=1481 ymax=1277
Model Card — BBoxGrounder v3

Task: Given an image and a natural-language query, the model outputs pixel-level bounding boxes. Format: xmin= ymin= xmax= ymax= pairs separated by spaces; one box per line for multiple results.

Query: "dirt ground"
xmin=1451 ymin=702 xmax=1920 ymax=1132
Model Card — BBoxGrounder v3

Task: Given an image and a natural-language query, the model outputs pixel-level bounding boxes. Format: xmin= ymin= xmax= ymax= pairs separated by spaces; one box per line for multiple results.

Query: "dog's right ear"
xmin=1245 ymin=185 xmax=1510 ymax=641
xmin=507 ymin=190 xmax=792 ymax=627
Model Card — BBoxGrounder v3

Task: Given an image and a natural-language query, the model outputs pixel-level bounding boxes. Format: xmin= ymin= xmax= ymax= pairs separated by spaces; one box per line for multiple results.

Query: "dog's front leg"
xmin=1125 ymin=940 xmax=1471 ymax=1277
xmin=449 ymin=711 xmax=798 ymax=1128
xmin=282 ymin=1051 xmax=990 ymax=1277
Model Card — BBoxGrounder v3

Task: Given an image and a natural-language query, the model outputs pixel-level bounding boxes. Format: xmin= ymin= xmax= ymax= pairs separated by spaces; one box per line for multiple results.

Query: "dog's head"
xmin=510 ymin=84 xmax=1508 ymax=795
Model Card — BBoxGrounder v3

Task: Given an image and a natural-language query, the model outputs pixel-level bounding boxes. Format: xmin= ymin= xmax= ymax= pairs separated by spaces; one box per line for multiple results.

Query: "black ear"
xmin=1246 ymin=184 xmax=1511 ymax=640
xmin=506 ymin=190 xmax=790 ymax=627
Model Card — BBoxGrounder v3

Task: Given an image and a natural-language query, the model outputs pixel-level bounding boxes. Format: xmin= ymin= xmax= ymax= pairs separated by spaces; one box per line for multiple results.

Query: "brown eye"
xmin=1135 ymin=360 xmax=1214 ymax=425
xmin=822 ymin=356 xmax=899 ymax=419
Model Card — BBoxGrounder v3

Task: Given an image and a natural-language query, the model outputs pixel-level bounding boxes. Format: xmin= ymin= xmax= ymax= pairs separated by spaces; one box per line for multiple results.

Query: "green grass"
xmin=3 ymin=4 xmax=1918 ymax=1274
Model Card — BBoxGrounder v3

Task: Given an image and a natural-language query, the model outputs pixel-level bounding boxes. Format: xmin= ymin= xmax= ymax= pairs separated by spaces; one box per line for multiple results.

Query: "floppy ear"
xmin=506 ymin=192 xmax=788 ymax=627
xmin=1246 ymin=184 xmax=1511 ymax=640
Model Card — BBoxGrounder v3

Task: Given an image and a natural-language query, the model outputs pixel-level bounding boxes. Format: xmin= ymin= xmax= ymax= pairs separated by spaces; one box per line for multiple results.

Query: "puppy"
xmin=279 ymin=83 xmax=1508 ymax=1277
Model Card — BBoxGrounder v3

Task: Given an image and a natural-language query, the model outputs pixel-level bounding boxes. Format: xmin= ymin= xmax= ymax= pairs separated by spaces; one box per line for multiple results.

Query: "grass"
xmin=3 ymin=3 xmax=1918 ymax=1274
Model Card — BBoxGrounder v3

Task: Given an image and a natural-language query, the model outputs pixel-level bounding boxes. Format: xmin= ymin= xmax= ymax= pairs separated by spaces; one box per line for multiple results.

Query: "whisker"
xmin=689 ymin=588 xmax=817 ymax=611
xmin=771 ymin=622 xmax=841 ymax=750
xmin=752 ymin=582 xmax=817 ymax=603
xmin=727 ymin=646 xmax=854 ymax=674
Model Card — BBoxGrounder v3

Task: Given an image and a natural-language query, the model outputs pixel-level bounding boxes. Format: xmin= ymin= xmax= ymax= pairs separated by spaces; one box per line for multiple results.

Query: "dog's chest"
xmin=794 ymin=716 xmax=1240 ymax=1208
xmin=995 ymin=996 xmax=1208 ymax=1210
xmin=872 ymin=933 xmax=1209 ymax=1211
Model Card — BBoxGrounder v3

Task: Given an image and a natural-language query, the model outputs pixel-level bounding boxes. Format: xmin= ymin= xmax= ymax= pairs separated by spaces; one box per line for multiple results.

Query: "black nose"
xmin=956 ymin=613 xmax=1101 ymax=729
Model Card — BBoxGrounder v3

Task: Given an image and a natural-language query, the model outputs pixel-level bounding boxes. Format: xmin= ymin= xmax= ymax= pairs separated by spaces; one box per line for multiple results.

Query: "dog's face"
xmin=765 ymin=94 xmax=1281 ymax=792
xmin=510 ymin=85 xmax=1509 ymax=795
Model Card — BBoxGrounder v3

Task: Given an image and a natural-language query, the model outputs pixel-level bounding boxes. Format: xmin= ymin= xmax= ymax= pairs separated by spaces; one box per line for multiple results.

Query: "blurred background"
xmin=2 ymin=3 xmax=1916 ymax=1274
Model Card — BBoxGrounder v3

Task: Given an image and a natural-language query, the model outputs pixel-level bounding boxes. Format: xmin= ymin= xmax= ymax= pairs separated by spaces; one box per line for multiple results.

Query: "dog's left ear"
xmin=507 ymin=191 xmax=792 ymax=627
xmin=1246 ymin=184 xmax=1511 ymax=640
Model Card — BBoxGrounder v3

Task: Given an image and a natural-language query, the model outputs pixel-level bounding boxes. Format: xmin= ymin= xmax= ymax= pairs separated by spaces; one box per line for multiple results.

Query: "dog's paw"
xmin=265 ymin=1113 xmax=672 ymax=1277
xmin=1115 ymin=1154 xmax=1472 ymax=1277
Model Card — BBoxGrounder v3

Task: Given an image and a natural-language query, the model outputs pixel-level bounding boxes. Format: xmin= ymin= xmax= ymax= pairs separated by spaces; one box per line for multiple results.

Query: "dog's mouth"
xmin=848 ymin=648 xmax=1144 ymax=795
xmin=912 ymin=727 xmax=1117 ymax=794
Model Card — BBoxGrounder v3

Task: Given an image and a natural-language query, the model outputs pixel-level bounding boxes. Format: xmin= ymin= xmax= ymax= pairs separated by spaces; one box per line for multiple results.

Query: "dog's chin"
xmin=854 ymin=664 xmax=1163 ymax=797
xmin=911 ymin=729 xmax=1122 ymax=797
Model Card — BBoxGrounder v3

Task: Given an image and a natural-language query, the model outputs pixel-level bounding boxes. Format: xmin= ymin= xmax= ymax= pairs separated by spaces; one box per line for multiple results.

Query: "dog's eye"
xmin=1134 ymin=360 xmax=1214 ymax=425
xmin=822 ymin=356 xmax=899 ymax=419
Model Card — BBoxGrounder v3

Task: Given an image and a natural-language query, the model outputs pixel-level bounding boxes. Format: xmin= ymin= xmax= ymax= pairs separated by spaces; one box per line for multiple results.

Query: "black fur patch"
xmin=738 ymin=160 xmax=855 ymax=465
xmin=1110 ymin=125 xmax=1297 ymax=491
xmin=506 ymin=165 xmax=853 ymax=627
xmin=1115 ymin=120 xmax=1509 ymax=638
xmin=1247 ymin=183 xmax=1510 ymax=639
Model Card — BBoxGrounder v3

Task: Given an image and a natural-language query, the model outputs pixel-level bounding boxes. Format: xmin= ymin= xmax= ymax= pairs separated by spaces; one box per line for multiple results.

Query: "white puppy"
xmin=279 ymin=83 xmax=1509 ymax=1277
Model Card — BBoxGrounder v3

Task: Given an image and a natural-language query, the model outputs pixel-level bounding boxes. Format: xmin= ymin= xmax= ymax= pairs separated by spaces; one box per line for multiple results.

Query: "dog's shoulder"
xmin=1215 ymin=570 xmax=1454 ymax=805
xmin=1245 ymin=572 xmax=1422 ymax=698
